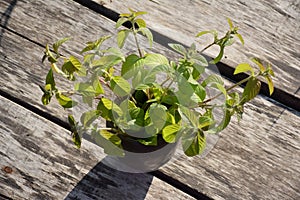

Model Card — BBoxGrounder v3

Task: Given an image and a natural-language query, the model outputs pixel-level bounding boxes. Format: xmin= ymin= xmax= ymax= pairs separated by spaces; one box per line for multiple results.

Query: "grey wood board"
xmin=0 ymin=96 xmax=195 ymax=200
xmin=100 ymin=0 xmax=300 ymax=98
xmin=0 ymin=0 xmax=299 ymax=199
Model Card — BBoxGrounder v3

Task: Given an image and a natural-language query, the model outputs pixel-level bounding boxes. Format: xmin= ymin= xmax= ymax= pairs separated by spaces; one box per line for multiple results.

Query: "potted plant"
xmin=40 ymin=9 xmax=275 ymax=172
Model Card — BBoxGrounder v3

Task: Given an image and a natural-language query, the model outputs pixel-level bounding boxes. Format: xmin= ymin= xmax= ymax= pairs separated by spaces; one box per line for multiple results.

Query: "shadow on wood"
xmin=0 ymin=0 xmax=18 ymax=45
xmin=65 ymin=160 xmax=154 ymax=200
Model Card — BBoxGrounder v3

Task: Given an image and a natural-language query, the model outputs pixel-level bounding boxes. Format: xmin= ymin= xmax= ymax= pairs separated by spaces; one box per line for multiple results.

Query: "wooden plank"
xmin=163 ymin=98 xmax=300 ymax=199
xmin=0 ymin=0 xmax=299 ymax=199
xmin=0 ymin=96 xmax=195 ymax=200
xmin=99 ymin=0 xmax=300 ymax=98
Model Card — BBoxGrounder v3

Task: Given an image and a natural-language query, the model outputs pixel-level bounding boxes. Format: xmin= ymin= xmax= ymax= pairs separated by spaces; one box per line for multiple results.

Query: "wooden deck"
xmin=0 ymin=0 xmax=299 ymax=199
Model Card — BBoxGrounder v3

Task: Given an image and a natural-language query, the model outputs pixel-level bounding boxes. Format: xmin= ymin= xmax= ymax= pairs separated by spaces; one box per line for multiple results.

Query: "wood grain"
xmin=0 ymin=96 xmax=195 ymax=200
xmin=0 ymin=0 xmax=299 ymax=199
xmin=100 ymin=0 xmax=300 ymax=98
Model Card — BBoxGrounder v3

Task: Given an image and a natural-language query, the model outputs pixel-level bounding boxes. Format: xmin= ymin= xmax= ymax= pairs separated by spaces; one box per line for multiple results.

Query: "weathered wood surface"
xmin=0 ymin=0 xmax=300 ymax=199
xmin=0 ymin=96 xmax=195 ymax=200
xmin=100 ymin=0 xmax=300 ymax=98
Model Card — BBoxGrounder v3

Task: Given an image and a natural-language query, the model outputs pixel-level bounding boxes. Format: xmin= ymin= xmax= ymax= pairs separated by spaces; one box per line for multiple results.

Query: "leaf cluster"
xmin=40 ymin=10 xmax=275 ymax=157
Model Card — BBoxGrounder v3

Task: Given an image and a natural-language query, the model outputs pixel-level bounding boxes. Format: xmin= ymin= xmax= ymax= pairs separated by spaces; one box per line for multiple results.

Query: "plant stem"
xmin=132 ymin=23 xmax=143 ymax=57
xmin=201 ymin=75 xmax=252 ymax=104
xmin=199 ymin=42 xmax=215 ymax=54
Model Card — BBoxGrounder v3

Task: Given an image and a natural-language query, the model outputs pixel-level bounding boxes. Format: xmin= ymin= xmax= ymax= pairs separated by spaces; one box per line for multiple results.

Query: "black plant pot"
xmin=104 ymin=121 xmax=178 ymax=173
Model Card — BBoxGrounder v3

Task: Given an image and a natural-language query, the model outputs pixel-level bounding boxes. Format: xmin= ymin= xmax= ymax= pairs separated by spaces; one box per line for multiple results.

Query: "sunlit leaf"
xmin=53 ymin=37 xmax=70 ymax=54
xmin=265 ymin=76 xmax=274 ymax=95
xmin=251 ymin=58 xmax=265 ymax=73
xmin=162 ymin=124 xmax=181 ymax=143
xmin=111 ymin=76 xmax=131 ymax=97
xmin=182 ymin=129 xmax=206 ymax=157
xmin=168 ymin=43 xmax=187 ymax=56
xmin=242 ymin=77 xmax=261 ymax=102
xmin=117 ymin=29 xmax=130 ymax=48
xmin=139 ymin=27 xmax=153 ymax=48
xmin=234 ymin=63 xmax=254 ymax=75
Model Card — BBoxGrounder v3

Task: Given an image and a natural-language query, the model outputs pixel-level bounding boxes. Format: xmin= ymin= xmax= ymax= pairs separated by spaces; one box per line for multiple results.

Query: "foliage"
xmin=40 ymin=9 xmax=275 ymax=157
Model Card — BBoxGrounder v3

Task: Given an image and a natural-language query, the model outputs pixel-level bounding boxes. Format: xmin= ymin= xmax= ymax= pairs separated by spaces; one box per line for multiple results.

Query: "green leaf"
xmin=137 ymin=136 xmax=157 ymax=146
xmin=80 ymin=110 xmax=100 ymax=127
xmin=162 ymin=124 xmax=181 ymax=143
xmin=227 ymin=18 xmax=234 ymax=29
xmin=210 ymin=46 xmax=224 ymax=64
xmin=251 ymin=58 xmax=265 ymax=73
xmin=111 ymin=76 xmax=131 ymax=97
xmin=144 ymin=53 xmax=169 ymax=68
xmin=198 ymin=116 xmax=214 ymax=129
xmin=134 ymin=11 xmax=148 ymax=17
xmin=234 ymin=63 xmax=254 ymax=75
xmin=97 ymin=98 xmax=113 ymax=120
xmin=265 ymin=76 xmax=274 ymax=95
xmin=135 ymin=18 xmax=147 ymax=28
xmin=242 ymin=77 xmax=261 ymax=102
xmin=68 ymin=115 xmax=81 ymax=148
xmin=81 ymin=35 xmax=111 ymax=53
xmin=121 ymin=54 xmax=145 ymax=78
xmin=92 ymin=55 xmax=122 ymax=68
xmin=148 ymin=103 xmax=167 ymax=132
xmin=196 ymin=30 xmax=218 ymax=40
xmin=117 ymin=29 xmax=130 ymax=48
xmin=182 ymin=129 xmax=206 ymax=157
xmin=116 ymin=17 xmax=128 ymax=28
xmin=41 ymin=93 xmax=52 ymax=105
xmin=168 ymin=43 xmax=187 ymax=56
xmin=235 ymin=33 xmax=244 ymax=45
xmin=178 ymin=106 xmax=199 ymax=127
xmin=56 ymin=93 xmax=77 ymax=108
xmin=46 ymin=68 xmax=55 ymax=89
xmin=92 ymin=129 xmax=124 ymax=156
xmin=75 ymin=82 xmax=96 ymax=97
xmin=53 ymin=37 xmax=70 ymax=54
xmin=69 ymin=56 xmax=82 ymax=70
xmin=201 ymin=74 xmax=224 ymax=87
xmin=139 ymin=27 xmax=153 ymax=48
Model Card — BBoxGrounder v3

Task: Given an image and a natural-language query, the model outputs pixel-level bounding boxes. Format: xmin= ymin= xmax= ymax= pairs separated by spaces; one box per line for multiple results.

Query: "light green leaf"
xmin=236 ymin=33 xmax=244 ymax=45
xmin=178 ymin=105 xmax=199 ymax=127
xmin=137 ymin=136 xmax=157 ymax=146
xmin=139 ymin=27 xmax=153 ymax=48
xmin=121 ymin=54 xmax=145 ymax=78
xmin=53 ymin=37 xmax=70 ymax=54
xmin=80 ymin=110 xmax=100 ymax=127
xmin=196 ymin=30 xmax=218 ymax=39
xmin=92 ymin=55 xmax=122 ymax=68
xmin=92 ymin=129 xmax=124 ymax=156
xmin=251 ymin=58 xmax=265 ymax=73
xmin=111 ymin=76 xmax=131 ymax=97
xmin=201 ymin=74 xmax=224 ymax=87
xmin=117 ymin=29 xmax=130 ymax=48
xmin=234 ymin=63 xmax=254 ymax=75
xmin=227 ymin=18 xmax=234 ymax=29
xmin=265 ymin=76 xmax=274 ymax=95
xmin=148 ymin=103 xmax=167 ymax=132
xmin=162 ymin=124 xmax=181 ymax=143
xmin=168 ymin=43 xmax=187 ymax=56
xmin=55 ymin=93 xmax=77 ymax=108
xmin=135 ymin=18 xmax=146 ymax=28
xmin=144 ymin=53 xmax=169 ymax=68
xmin=116 ymin=17 xmax=128 ymax=28
xmin=210 ymin=47 xmax=224 ymax=64
xmin=198 ymin=116 xmax=214 ymax=129
xmin=75 ymin=83 xmax=96 ymax=97
xmin=69 ymin=56 xmax=82 ymax=70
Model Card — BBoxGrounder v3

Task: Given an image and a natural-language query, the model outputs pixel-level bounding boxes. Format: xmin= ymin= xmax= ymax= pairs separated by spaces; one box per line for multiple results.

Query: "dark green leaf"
xmin=182 ymin=129 xmax=206 ymax=157
xmin=242 ymin=77 xmax=261 ymax=102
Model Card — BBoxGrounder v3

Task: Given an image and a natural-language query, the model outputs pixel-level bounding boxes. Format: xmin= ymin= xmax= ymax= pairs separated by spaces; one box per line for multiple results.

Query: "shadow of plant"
xmin=65 ymin=160 xmax=153 ymax=200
